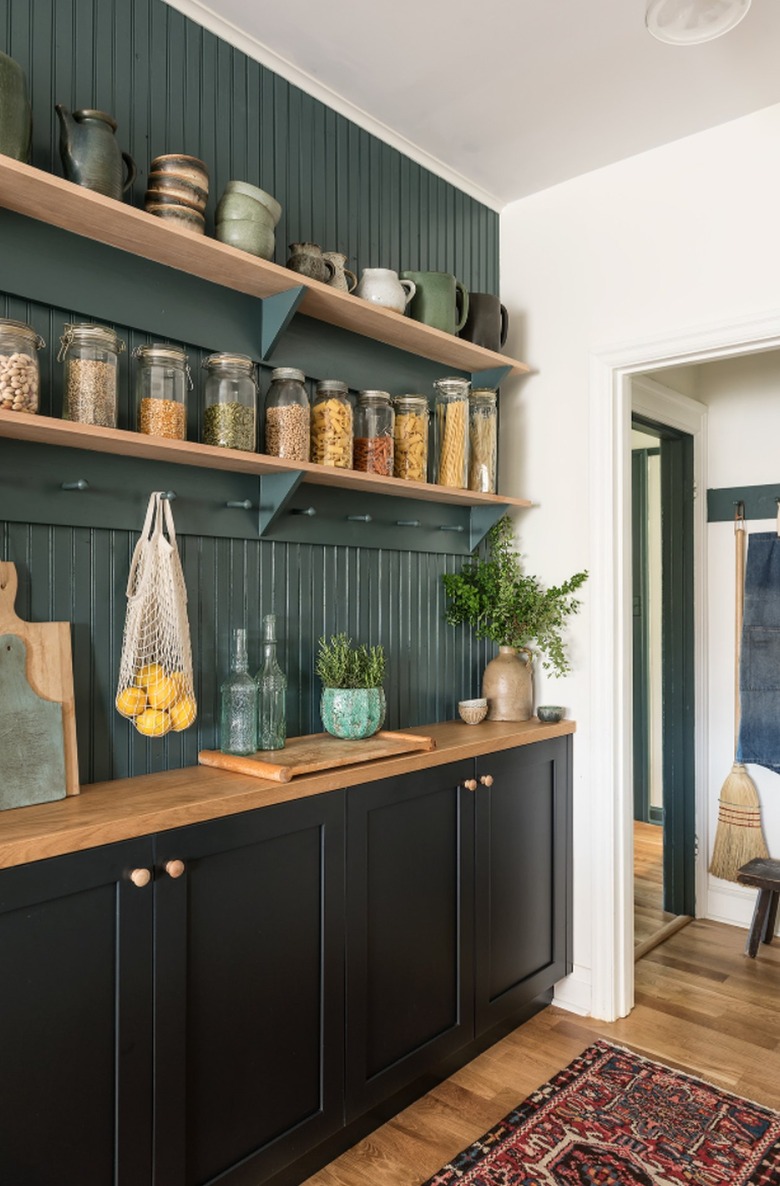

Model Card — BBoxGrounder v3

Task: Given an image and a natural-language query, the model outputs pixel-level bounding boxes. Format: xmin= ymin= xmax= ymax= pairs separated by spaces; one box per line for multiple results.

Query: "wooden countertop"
xmin=0 ymin=719 xmax=575 ymax=870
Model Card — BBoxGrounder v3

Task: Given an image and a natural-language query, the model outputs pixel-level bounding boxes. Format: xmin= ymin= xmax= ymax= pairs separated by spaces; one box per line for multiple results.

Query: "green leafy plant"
xmin=316 ymin=633 xmax=386 ymax=689
xmin=442 ymin=516 xmax=588 ymax=676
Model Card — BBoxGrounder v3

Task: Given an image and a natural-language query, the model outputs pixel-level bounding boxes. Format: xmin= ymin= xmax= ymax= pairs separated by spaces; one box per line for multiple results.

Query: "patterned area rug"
xmin=422 ymin=1041 xmax=780 ymax=1185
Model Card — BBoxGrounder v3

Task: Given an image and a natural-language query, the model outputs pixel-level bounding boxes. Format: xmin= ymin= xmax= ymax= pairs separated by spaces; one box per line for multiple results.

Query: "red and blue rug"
xmin=422 ymin=1040 xmax=780 ymax=1185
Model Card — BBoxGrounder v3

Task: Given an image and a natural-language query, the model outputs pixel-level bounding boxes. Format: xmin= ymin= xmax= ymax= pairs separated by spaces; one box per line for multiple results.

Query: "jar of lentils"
xmin=311 ymin=379 xmax=353 ymax=468
xmin=354 ymin=390 xmax=394 ymax=476
xmin=393 ymin=394 xmax=429 ymax=482
xmin=468 ymin=388 xmax=498 ymax=493
xmin=58 ymin=323 xmax=125 ymax=428
xmin=432 ymin=376 xmax=470 ymax=488
xmin=202 ymin=353 xmax=257 ymax=451
xmin=134 ymin=344 xmax=191 ymax=439
xmin=264 ymin=367 xmax=310 ymax=461
xmin=0 ymin=319 xmax=44 ymax=415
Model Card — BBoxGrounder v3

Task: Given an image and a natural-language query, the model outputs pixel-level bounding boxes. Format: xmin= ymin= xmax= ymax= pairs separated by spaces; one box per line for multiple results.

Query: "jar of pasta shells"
xmin=134 ymin=343 xmax=191 ymax=439
xmin=354 ymin=390 xmax=394 ymax=476
xmin=468 ymin=388 xmax=497 ymax=493
xmin=59 ymin=323 xmax=125 ymax=428
xmin=202 ymin=353 xmax=257 ymax=451
xmin=393 ymin=394 xmax=429 ymax=482
xmin=0 ymin=319 xmax=44 ymax=415
xmin=432 ymin=376 xmax=470 ymax=488
xmin=264 ymin=367 xmax=310 ymax=461
xmin=311 ymin=379 xmax=353 ymax=468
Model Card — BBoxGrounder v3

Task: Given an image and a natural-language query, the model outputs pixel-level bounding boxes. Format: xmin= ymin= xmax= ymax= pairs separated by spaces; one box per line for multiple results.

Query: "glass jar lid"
xmin=271 ymin=367 xmax=305 ymax=383
xmin=357 ymin=389 xmax=391 ymax=405
xmin=470 ymin=388 xmax=497 ymax=406
xmin=315 ymin=379 xmax=348 ymax=395
xmin=0 ymin=318 xmax=45 ymax=350
xmin=134 ymin=343 xmax=189 ymax=366
xmin=433 ymin=376 xmax=470 ymax=398
xmin=58 ymin=322 xmax=125 ymax=359
xmin=393 ymin=394 xmax=428 ymax=412
xmin=203 ymin=351 xmax=255 ymax=373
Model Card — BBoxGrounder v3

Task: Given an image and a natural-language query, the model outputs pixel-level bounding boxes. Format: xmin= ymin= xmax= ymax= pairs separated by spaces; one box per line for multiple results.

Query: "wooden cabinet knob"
xmin=129 ymin=867 xmax=152 ymax=888
xmin=480 ymin=774 xmax=494 ymax=787
xmin=165 ymin=859 xmax=186 ymax=879
xmin=463 ymin=778 xmax=478 ymax=791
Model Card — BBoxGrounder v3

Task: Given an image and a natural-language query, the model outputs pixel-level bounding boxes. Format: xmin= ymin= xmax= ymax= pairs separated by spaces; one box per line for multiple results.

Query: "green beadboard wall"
xmin=0 ymin=0 xmax=500 ymax=783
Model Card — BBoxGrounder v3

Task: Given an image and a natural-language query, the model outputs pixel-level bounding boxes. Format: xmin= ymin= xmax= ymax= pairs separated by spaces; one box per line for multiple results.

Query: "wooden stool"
xmin=737 ymin=858 xmax=780 ymax=958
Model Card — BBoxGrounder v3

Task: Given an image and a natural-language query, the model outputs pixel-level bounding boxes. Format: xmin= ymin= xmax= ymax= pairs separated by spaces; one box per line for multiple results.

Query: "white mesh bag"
xmin=115 ymin=492 xmax=197 ymax=736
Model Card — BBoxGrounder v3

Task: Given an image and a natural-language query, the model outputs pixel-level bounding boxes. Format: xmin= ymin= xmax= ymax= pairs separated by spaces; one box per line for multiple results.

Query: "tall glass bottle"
xmin=219 ymin=628 xmax=258 ymax=755
xmin=257 ymin=613 xmax=287 ymax=750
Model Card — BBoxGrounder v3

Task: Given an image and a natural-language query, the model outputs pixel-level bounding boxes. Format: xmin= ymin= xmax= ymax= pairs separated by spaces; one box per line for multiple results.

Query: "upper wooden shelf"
xmin=0 ymin=156 xmax=529 ymax=379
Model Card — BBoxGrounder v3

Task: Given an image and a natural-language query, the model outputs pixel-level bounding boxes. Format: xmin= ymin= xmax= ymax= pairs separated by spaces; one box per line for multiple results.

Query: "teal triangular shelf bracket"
xmin=471 ymin=366 xmax=513 ymax=389
xmin=258 ymin=470 xmax=305 ymax=534
xmin=469 ymin=503 xmax=510 ymax=552
xmin=261 ymin=287 xmax=307 ymax=359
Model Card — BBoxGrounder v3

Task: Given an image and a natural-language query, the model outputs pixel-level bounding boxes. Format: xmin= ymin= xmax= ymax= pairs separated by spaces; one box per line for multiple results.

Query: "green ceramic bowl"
xmin=215 ymin=218 xmax=275 ymax=260
xmin=537 ymin=705 xmax=564 ymax=724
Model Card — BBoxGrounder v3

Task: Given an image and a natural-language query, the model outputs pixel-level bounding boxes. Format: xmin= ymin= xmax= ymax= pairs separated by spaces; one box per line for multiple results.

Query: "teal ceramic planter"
xmin=320 ymin=687 xmax=386 ymax=740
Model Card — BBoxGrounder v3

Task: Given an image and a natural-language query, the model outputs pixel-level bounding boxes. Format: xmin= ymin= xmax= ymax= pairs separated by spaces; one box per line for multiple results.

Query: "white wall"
xmin=500 ymin=103 xmax=780 ymax=1016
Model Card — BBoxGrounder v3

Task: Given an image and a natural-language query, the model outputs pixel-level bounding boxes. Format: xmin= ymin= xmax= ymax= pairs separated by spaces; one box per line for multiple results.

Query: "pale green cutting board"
xmin=0 ymin=634 xmax=67 ymax=810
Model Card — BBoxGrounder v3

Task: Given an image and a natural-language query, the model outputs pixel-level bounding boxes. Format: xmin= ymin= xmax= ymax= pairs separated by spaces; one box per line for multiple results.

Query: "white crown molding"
xmin=161 ymin=0 xmax=504 ymax=213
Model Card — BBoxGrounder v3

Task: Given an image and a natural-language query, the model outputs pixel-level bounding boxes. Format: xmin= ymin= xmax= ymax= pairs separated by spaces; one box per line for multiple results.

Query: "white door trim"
xmin=588 ymin=311 xmax=780 ymax=1022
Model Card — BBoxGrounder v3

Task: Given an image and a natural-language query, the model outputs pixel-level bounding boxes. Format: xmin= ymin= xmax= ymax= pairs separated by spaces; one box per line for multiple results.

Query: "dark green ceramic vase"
xmin=0 ymin=50 xmax=32 ymax=162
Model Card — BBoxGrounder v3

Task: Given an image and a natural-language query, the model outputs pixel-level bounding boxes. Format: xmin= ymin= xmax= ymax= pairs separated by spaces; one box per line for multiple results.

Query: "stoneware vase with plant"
xmin=316 ymin=633 xmax=387 ymax=739
xmin=442 ymin=516 xmax=587 ymax=721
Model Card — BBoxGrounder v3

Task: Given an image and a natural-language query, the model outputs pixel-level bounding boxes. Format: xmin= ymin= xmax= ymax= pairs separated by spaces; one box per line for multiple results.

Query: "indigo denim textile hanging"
xmin=737 ymin=531 xmax=780 ymax=774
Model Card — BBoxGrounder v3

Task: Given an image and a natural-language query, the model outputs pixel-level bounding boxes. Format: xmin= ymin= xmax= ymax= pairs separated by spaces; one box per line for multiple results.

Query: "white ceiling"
xmin=168 ymin=0 xmax=780 ymax=208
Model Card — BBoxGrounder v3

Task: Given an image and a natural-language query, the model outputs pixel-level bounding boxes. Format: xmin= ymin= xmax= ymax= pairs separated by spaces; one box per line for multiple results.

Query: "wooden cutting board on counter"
xmin=0 ymin=561 xmax=79 ymax=807
xmin=199 ymin=729 xmax=436 ymax=784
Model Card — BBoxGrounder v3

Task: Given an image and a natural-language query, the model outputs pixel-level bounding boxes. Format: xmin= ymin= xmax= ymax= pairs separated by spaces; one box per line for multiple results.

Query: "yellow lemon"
xmin=135 ymin=708 xmax=172 ymax=737
xmin=169 ymin=696 xmax=197 ymax=732
xmin=147 ymin=674 xmax=178 ymax=711
xmin=170 ymin=670 xmax=188 ymax=694
xmin=115 ymin=686 xmax=147 ymax=717
xmin=135 ymin=662 xmax=165 ymax=689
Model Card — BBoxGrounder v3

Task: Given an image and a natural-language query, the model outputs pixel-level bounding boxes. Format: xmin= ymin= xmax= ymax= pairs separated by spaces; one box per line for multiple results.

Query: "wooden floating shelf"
xmin=0 ymin=156 xmax=529 ymax=379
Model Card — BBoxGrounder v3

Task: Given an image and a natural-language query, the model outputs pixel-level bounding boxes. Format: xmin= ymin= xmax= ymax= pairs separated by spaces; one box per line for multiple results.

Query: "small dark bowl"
xmin=537 ymin=705 xmax=564 ymax=724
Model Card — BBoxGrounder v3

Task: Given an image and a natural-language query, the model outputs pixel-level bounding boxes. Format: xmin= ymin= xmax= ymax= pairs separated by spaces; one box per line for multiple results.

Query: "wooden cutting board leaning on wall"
xmin=0 ymin=561 xmax=79 ymax=809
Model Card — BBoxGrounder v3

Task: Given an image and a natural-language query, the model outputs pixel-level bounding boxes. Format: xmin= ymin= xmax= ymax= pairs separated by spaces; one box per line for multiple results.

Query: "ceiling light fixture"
xmin=645 ymin=0 xmax=752 ymax=44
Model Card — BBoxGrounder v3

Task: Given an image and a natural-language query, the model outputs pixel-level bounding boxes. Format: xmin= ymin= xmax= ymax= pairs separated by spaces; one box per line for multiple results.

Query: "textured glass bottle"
xmin=219 ymin=628 xmax=258 ymax=755
xmin=257 ymin=613 xmax=287 ymax=751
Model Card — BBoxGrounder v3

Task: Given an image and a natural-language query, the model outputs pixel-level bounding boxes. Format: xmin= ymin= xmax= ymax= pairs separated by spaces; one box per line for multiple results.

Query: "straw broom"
xmin=709 ymin=505 xmax=769 ymax=881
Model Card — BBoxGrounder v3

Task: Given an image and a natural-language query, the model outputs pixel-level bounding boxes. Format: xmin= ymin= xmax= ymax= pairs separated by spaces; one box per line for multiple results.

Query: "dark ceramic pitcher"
xmin=55 ymin=105 xmax=136 ymax=200
xmin=0 ymin=50 xmax=32 ymax=161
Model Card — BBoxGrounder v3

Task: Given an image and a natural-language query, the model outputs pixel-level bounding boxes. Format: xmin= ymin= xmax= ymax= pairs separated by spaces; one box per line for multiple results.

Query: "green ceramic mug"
xmin=400 ymin=270 xmax=469 ymax=335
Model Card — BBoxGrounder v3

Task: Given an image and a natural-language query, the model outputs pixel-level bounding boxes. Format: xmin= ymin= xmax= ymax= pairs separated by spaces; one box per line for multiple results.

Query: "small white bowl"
xmin=458 ymin=698 xmax=488 ymax=725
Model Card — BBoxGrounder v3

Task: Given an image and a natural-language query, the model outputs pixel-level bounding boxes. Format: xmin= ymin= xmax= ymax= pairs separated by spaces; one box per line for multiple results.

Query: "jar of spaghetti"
xmin=432 ymin=376 xmax=469 ymax=488
xmin=59 ymin=323 xmax=125 ymax=428
xmin=468 ymin=388 xmax=497 ymax=493
xmin=311 ymin=379 xmax=353 ymax=468
xmin=0 ymin=319 xmax=44 ymax=415
xmin=134 ymin=343 xmax=190 ymax=439
xmin=264 ymin=367 xmax=310 ymax=461
xmin=354 ymin=390 xmax=394 ymax=476
xmin=393 ymin=394 xmax=429 ymax=482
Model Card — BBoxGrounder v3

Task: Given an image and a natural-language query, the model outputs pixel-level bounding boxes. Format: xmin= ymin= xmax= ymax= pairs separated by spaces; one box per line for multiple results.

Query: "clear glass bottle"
xmin=432 ymin=376 xmax=470 ymax=488
xmin=354 ymin=390 xmax=394 ymax=476
xmin=257 ymin=613 xmax=287 ymax=751
xmin=468 ymin=388 xmax=498 ymax=493
xmin=0 ymin=319 xmax=44 ymax=415
xmin=264 ymin=366 xmax=310 ymax=461
xmin=58 ymin=322 xmax=125 ymax=427
xmin=134 ymin=343 xmax=190 ymax=439
xmin=220 ymin=628 xmax=258 ymax=756
xmin=311 ymin=378 xmax=353 ymax=468
xmin=202 ymin=353 xmax=257 ymax=451
xmin=393 ymin=394 xmax=429 ymax=482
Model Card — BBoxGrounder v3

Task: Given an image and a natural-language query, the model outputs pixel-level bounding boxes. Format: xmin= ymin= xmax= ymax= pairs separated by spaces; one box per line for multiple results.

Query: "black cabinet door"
xmin=345 ymin=761 xmax=474 ymax=1120
xmin=153 ymin=791 xmax=345 ymax=1186
xmin=0 ymin=838 xmax=155 ymax=1186
xmin=474 ymin=736 xmax=572 ymax=1035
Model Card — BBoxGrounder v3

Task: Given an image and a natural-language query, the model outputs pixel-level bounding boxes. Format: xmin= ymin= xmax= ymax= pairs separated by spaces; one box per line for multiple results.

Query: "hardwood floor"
xmin=304 ymin=919 xmax=780 ymax=1186
xmin=634 ymin=819 xmax=679 ymax=949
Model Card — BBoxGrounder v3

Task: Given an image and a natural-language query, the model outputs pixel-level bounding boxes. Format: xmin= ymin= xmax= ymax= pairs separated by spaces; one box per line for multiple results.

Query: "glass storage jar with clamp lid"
xmin=202 ymin=353 xmax=257 ymax=451
xmin=134 ymin=343 xmax=191 ymax=439
xmin=468 ymin=387 xmax=497 ymax=493
xmin=263 ymin=367 xmax=310 ymax=461
xmin=432 ymin=376 xmax=470 ymax=488
xmin=311 ymin=378 xmax=353 ymax=468
xmin=59 ymin=322 xmax=125 ymax=428
xmin=393 ymin=394 xmax=429 ymax=482
xmin=354 ymin=390 xmax=394 ymax=476
xmin=0 ymin=318 xmax=44 ymax=415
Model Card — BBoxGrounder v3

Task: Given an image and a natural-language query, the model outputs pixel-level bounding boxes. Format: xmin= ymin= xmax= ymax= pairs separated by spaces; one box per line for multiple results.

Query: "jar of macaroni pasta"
xmin=134 ymin=343 xmax=191 ymax=439
xmin=432 ymin=376 xmax=469 ymax=488
xmin=202 ymin=353 xmax=257 ymax=451
xmin=0 ymin=318 xmax=44 ymax=415
xmin=393 ymin=394 xmax=429 ymax=482
xmin=264 ymin=367 xmax=310 ymax=460
xmin=468 ymin=388 xmax=497 ymax=493
xmin=59 ymin=323 xmax=125 ymax=428
xmin=354 ymin=390 xmax=394 ymax=476
xmin=311 ymin=379 xmax=353 ymax=468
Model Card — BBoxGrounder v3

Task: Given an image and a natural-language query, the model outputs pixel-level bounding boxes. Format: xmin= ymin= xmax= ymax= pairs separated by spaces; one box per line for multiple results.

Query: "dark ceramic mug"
xmin=400 ymin=270 xmax=469 ymax=335
xmin=459 ymin=292 xmax=509 ymax=352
